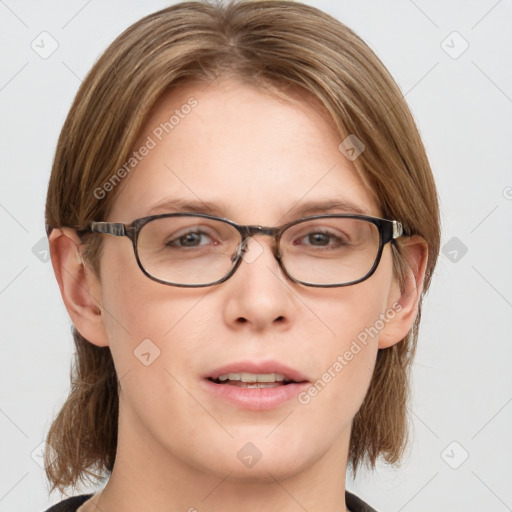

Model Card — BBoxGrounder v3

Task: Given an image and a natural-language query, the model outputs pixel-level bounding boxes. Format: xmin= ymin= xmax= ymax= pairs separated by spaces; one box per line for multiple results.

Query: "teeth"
xmin=226 ymin=381 xmax=282 ymax=388
xmin=217 ymin=372 xmax=288 ymax=383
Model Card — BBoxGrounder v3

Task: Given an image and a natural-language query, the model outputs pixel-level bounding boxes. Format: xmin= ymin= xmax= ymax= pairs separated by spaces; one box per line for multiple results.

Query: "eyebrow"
xmin=146 ymin=197 xmax=371 ymax=221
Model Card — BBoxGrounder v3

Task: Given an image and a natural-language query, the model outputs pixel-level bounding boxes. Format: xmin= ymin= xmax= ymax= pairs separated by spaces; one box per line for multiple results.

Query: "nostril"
xmin=275 ymin=316 xmax=285 ymax=322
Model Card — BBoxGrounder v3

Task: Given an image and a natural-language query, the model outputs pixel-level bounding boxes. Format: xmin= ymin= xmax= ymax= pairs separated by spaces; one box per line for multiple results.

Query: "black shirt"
xmin=43 ymin=491 xmax=378 ymax=511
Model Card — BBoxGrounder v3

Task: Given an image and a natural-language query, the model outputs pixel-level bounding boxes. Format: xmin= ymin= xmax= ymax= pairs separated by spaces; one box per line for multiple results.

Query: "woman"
xmin=43 ymin=1 xmax=440 ymax=510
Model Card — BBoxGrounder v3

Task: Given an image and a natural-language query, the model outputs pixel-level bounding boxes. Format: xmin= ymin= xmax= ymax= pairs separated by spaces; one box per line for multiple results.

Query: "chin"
xmin=198 ymin=441 xmax=317 ymax=483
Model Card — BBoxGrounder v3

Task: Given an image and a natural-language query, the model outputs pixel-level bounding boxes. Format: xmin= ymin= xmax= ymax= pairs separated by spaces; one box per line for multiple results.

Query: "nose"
xmin=222 ymin=236 xmax=296 ymax=332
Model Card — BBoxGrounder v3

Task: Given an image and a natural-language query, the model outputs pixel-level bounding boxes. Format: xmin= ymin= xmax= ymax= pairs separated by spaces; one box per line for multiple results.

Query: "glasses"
xmin=82 ymin=213 xmax=404 ymax=288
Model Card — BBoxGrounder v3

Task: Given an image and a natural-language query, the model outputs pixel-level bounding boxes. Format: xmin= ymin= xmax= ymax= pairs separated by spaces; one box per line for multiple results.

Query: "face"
xmin=91 ymin=78 xmax=400 ymax=482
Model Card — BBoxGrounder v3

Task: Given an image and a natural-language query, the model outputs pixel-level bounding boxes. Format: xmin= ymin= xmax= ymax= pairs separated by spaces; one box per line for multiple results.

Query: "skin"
xmin=49 ymin=78 xmax=428 ymax=512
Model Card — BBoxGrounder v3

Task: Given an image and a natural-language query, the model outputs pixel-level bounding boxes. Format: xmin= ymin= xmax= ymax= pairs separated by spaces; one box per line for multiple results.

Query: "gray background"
xmin=1 ymin=1 xmax=511 ymax=510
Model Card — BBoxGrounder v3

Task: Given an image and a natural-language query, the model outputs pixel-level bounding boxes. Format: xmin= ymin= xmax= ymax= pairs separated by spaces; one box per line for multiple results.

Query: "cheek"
xmin=295 ymin=250 xmax=395 ymax=410
xmin=297 ymin=291 xmax=381 ymax=403
xmin=298 ymin=248 xmax=394 ymax=357
xmin=97 ymin=241 xmax=214 ymax=370
xmin=97 ymin=271 xmax=216 ymax=443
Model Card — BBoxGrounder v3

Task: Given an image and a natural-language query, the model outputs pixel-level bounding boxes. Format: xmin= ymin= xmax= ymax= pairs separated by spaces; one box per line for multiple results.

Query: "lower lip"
xmin=202 ymin=379 xmax=310 ymax=410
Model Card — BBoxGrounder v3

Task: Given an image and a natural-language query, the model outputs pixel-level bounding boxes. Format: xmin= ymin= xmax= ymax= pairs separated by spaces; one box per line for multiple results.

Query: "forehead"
xmin=107 ymin=78 xmax=379 ymax=224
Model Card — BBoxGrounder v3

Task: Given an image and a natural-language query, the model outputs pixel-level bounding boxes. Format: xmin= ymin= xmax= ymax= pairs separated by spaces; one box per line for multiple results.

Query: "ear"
xmin=378 ymin=235 xmax=429 ymax=349
xmin=48 ymin=228 xmax=109 ymax=347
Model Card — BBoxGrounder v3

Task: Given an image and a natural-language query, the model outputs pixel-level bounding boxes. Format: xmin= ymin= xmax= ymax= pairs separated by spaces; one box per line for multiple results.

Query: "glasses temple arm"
xmin=90 ymin=221 xmax=127 ymax=237
xmin=392 ymin=220 xmax=404 ymax=239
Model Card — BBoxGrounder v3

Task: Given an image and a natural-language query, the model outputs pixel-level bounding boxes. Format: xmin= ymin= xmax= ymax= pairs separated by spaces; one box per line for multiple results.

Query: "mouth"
xmin=202 ymin=361 xmax=310 ymax=410
xmin=205 ymin=360 xmax=309 ymax=386
xmin=207 ymin=372 xmax=299 ymax=388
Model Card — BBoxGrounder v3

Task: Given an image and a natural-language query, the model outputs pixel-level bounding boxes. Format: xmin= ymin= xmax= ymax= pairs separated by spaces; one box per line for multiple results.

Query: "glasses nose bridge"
xmin=238 ymin=224 xmax=281 ymax=257
xmin=244 ymin=225 xmax=279 ymax=238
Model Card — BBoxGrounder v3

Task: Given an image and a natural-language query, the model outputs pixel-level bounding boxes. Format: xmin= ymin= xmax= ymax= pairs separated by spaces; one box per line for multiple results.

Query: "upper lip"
xmin=205 ymin=360 xmax=309 ymax=383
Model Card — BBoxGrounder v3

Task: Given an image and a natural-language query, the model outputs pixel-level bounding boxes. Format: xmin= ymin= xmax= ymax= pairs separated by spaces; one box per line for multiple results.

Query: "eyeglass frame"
xmin=78 ymin=212 xmax=405 ymax=288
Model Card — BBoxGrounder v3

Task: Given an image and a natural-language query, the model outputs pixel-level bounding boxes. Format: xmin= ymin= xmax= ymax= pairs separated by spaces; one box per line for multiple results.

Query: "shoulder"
xmin=346 ymin=490 xmax=379 ymax=512
xmin=42 ymin=494 xmax=93 ymax=512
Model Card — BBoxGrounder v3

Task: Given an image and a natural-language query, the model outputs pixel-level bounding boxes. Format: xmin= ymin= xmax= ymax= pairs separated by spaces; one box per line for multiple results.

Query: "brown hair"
xmin=44 ymin=0 xmax=440 ymax=494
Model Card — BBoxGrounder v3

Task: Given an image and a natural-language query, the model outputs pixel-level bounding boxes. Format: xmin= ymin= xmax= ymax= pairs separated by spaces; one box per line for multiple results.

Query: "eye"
xmin=303 ymin=231 xmax=339 ymax=246
xmin=166 ymin=229 xmax=216 ymax=248
xmin=294 ymin=229 xmax=348 ymax=248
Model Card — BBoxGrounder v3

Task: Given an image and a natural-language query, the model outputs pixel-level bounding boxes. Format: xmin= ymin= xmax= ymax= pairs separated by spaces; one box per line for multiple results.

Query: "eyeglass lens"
xmin=136 ymin=215 xmax=381 ymax=286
